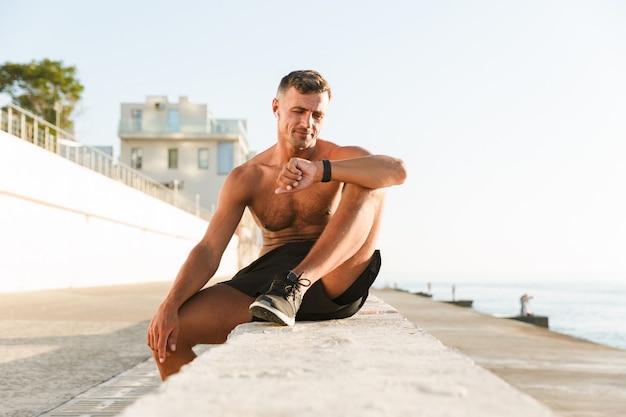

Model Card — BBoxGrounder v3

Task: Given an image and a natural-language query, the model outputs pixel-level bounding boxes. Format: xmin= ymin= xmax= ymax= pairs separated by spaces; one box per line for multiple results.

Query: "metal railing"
xmin=118 ymin=117 xmax=247 ymax=139
xmin=0 ymin=103 xmax=213 ymax=221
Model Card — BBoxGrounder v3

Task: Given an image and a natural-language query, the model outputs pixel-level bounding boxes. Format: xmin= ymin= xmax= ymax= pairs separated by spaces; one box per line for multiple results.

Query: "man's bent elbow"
xmin=390 ymin=157 xmax=408 ymax=186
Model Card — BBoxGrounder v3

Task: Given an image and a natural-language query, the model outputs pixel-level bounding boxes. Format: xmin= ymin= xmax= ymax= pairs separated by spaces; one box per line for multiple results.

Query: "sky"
xmin=2 ymin=0 xmax=625 ymax=287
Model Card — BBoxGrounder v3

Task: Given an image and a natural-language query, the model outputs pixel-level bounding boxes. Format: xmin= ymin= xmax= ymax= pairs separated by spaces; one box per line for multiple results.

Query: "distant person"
xmin=520 ymin=294 xmax=534 ymax=316
xmin=147 ymin=70 xmax=407 ymax=380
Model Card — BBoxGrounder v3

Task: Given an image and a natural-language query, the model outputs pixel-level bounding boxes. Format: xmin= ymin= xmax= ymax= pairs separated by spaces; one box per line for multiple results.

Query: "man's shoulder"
xmin=229 ymin=159 xmax=262 ymax=181
xmin=221 ymin=157 xmax=270 ymax=206
xmin=244 ymin=145 xmax=276 ymax=165
xmin=228 ymin=148 xmax=273 ymax=180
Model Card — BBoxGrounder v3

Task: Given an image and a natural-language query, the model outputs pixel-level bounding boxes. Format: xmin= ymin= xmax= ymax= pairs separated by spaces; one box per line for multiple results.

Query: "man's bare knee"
xmin=186 ymin=285 xmax=253 ymax=344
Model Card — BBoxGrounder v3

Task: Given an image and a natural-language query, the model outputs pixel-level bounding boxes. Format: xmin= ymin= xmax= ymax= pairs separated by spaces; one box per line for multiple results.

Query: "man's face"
xmin=273 ymin=87 xmax=330 ymax=151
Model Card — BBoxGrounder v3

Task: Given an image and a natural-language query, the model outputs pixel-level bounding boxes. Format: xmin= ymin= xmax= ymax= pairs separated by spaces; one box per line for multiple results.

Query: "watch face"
xmin=287 ymin=271 xmax=299 ymax=282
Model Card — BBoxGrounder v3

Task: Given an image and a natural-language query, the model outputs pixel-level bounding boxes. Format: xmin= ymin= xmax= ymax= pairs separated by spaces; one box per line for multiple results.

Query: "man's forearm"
xmin=162 ymin=244 xmax=218 ymax=310
xmin=319 ymin=155 xmax=407 ymax=189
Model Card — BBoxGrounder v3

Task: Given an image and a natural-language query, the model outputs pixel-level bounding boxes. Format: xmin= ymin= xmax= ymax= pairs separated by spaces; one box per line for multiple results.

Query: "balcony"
xmin=118 ymin=118 xmax=247 ymax=141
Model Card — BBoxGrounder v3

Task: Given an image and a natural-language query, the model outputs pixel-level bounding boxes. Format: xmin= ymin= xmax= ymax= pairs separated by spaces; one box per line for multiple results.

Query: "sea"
xmin=376 ymin=280 xmax=626 ymax=351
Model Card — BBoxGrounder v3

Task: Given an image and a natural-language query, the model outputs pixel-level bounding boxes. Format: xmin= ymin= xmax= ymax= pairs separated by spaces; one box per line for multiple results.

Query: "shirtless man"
xmin=147 ymin=70 xmax=406 ymax=380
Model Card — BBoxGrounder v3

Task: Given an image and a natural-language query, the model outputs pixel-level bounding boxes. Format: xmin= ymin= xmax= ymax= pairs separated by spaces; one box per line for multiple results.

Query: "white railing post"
xmin=7 ymin=106 xmax=12 ymax=135
xmin=33 ymin=119 xmax=39 ymax=147
xmin=174 ymin=180 xmax=179 ymax=208
xmin=20 ymin=113 xmax=26 ymax=140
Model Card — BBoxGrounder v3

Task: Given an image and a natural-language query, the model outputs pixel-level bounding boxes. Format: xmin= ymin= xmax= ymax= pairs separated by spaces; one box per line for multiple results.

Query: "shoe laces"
xmin=283 ymin=276 xmax=311 ymax=299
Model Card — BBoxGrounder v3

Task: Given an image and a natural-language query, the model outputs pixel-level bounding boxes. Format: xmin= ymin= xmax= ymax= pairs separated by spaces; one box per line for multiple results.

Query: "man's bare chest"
xmin=251 ymin=186 xmax=339 ymax=232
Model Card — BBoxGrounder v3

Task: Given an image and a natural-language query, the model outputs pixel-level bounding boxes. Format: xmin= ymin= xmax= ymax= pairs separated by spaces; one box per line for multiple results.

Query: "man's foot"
xmin=249 ymin=271 xmax=310 ymax=326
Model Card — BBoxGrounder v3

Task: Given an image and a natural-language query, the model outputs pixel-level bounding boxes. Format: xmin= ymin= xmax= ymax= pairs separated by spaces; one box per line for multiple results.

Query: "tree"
xmin=0 ymin=59 xmax=84 ymax=132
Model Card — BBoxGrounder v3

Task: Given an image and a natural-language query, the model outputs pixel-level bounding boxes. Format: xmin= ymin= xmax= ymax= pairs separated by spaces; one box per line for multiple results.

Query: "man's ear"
xmin=272 ymin=98 xmax=279 ymax=118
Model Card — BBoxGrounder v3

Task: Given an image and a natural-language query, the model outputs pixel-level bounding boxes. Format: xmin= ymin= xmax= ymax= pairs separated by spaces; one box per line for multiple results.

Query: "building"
xmin=118 ymin=95 xmax=251 ymax=212
xmin=118 ymin=96 xmax=260 ymax=267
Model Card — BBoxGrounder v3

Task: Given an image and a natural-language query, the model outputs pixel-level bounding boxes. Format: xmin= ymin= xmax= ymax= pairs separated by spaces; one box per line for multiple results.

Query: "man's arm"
xmin=275 ymin=148 xmax=407 ymax=193
xmin=147 ymin=167 xmax=249 ymax=363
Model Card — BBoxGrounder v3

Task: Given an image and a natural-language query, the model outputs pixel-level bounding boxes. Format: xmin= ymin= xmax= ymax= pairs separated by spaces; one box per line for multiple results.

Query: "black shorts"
xmin=221 ymin=240 xmax=381 ymax=321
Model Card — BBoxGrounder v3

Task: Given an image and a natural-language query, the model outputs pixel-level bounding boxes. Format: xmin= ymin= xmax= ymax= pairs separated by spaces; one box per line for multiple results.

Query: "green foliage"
xmin=0 ymin=58 xmax=84 ymax=131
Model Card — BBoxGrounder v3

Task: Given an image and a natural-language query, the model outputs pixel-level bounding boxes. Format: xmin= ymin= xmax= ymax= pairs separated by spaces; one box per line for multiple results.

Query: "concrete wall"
xmin=119 ymin=296 xmax=557 ymax=417
xmin=0 ymin=130 xmax=239 ymax=293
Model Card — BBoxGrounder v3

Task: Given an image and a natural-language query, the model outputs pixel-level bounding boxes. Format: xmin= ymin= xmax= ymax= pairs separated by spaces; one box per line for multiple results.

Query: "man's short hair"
xmin=277 ymin=70 xmax=332 ymax=100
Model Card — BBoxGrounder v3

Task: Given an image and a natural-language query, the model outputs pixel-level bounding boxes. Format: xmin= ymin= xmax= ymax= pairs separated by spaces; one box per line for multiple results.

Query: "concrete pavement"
xmin=0 ymin=282 xmax=172 ymax=417
xmin=1 ymin=283 xmax=625 ymax=416
xmin=371 ymin=288 xmax=626 ymax=417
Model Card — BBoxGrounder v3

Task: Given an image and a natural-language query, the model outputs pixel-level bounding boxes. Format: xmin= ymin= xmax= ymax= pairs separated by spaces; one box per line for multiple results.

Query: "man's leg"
xmin=249 ymin=185 xmax=385 ymax=324
xmin=300 ymin=184 xmax=385 ymax=299
xmin=153 ymin=284 xmax=254 ymax=380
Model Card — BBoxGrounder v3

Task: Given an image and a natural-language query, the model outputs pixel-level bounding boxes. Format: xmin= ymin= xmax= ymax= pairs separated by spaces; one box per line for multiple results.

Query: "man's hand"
xmin=146 ymin=304 xmax=180 ymax=363
xmin=275 ymin=157 xmax=320 ymax=194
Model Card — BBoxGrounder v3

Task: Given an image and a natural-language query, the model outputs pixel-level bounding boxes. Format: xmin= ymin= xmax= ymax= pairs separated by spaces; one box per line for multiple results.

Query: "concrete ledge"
xmin=119 ymin=296 xmax=556 ymax=417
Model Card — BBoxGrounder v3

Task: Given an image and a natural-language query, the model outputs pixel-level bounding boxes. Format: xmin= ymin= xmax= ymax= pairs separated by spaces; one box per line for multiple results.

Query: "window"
xmin=168 ymin=109 xmax=179 ymax=132
xmin=130 ymin=109 xmax=142 ymax=131
xmin=130 ymin=147 xmax=143 ymax=169
xmin=168 ymin=148 xmax=178 ymax=169
xmin=198 ymin=148 xmax=209 ymax=169
xmin=217 ymin=142 xmax=234 ymax=174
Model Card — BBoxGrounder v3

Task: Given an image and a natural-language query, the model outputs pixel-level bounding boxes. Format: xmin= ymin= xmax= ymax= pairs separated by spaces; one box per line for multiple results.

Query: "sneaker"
xmin=249 ymin=271 xmax=311 ymax=326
